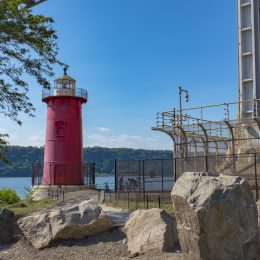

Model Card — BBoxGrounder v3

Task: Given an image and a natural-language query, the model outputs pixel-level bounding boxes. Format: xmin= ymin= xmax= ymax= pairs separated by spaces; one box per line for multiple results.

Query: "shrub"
xmin=24 ymin=186 xmax=34 ymax=203
xmin=0 ymin=188 xmax=20 ymax=204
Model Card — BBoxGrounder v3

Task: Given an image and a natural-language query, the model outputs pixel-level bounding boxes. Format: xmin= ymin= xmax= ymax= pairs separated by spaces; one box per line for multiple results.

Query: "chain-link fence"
xmin=174 ymin=153 xmax=260 ymax=200
xmin=115 ymin=153 xmax=260 ymax=200
xmin=115 ymin=159 xmax=173 ymax=194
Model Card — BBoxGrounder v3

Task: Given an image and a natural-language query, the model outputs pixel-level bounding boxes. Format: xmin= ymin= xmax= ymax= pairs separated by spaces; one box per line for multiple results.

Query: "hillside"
xmin=0 ymin=146 xmax=173 ymax=177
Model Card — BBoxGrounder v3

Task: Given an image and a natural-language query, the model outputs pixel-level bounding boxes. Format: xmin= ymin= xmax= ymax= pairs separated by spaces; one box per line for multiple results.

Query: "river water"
xmin=0 ymin=176 xmax=115 ymax=199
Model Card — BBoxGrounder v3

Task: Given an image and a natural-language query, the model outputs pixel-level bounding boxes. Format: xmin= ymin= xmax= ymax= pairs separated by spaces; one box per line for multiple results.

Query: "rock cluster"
xmin=172 ymin=172 xmax=259 ymax=260
xmin=18 ymin=199 xmax=112 ymax=249
xmin=125 ymin=208 xmax=178 ymax=257
xmin=0 ymin=208 xmax=14 ymax=243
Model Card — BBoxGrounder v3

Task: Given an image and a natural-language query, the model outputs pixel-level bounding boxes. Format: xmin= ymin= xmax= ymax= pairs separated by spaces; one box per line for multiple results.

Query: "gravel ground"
xmin=0 ymin=190 xmax=182 ymax=260
xmin=0 ymin=228 xmax=182 ymax=260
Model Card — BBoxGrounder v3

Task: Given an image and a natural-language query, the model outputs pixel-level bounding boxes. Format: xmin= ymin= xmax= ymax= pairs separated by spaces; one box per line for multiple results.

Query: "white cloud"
xmin=28 ymin=134 xmax=44 ymax=147
xmin=97 ymin=127 xmax=111 ymax=132
xmin=0 ymin=126 xmax=44 ymax=147
xmin=86 ymin=133 xmax=172 ymax=150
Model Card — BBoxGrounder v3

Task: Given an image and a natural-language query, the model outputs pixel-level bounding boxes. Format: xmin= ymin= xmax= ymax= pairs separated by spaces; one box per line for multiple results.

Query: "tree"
xmin=0 ymin=0 xmax=64 ymax=162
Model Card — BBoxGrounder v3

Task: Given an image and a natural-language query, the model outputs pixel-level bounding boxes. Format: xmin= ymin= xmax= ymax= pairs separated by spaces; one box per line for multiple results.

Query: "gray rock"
xmin=172 ymin=172 xmax=259 ymax=260
xmin=124 ymin=208 xmax=178 ymax=257
xmin=0 ymin=208 xmax=14 ymax=243
xmin=18 ymin=199 xmax=112 ymax=249
xmin=257 ymin=200 xmax=260 ymax=226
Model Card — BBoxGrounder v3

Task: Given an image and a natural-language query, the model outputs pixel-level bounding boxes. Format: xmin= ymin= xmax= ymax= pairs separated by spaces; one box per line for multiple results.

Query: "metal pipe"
xmin=178 ymin=86 xmax=182 ymax=125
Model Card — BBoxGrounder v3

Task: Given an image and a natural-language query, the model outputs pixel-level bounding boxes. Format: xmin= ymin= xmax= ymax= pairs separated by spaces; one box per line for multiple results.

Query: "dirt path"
xmin=99 ymin=204 xmax=130 ymax=227
xmin=0 ymin=189 xmax=182 ymax=260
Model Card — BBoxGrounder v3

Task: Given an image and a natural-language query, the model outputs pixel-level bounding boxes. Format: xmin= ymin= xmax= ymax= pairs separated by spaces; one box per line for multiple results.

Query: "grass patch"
xmin=3 ymin=199 xmax=55 ymax=216
xmin=105 ymin=196 xmax=174 ymax=214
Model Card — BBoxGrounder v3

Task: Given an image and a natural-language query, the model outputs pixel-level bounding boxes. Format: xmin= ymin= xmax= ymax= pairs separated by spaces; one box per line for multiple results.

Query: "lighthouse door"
xmin=54 ymin=164 xmax=65 ymax=185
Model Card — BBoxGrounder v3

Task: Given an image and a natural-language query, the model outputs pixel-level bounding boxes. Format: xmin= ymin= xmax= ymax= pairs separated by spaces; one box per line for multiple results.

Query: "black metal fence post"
xmin=138 ymin=160 xmax=141 ymax=196
xmin=37 ymin=165 xmax=40 ymax=185
xmin=146 ymin=195 xmax=149 ymax=209
xmin=142 ymin=160 xmax=145 ymax=196
xmin=158 ymin=195 xmax=161 ymax=208
xmin=32 ymin=165 xmax=34 ymax=186
xmin=136 ymin=192 xmax=138 ymax=210
xmin=161 ymin=159 xmax=164 ymax=193
xmin=114 ymin=159 xmax=117 ymax=191
xmin=49 ymin=162 xmax=51 ymax=185
xmin=174 ymin=158 xmax=177 ymax=182
xmin=128 ymin=192 xmax=129 ymax=209
xmin=205 ymin=156 xmax=208 ymax=172
xmin=93 ymin=163 xmax=96 ymax=186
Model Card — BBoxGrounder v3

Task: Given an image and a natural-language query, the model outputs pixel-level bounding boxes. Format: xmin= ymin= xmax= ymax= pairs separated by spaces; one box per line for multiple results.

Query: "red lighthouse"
xmin=42 ymin=68 xmax=87 ymax=185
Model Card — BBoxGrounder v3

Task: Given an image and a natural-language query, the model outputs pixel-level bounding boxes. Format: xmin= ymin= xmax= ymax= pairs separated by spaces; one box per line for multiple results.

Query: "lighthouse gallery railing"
xmin=42 ymin=87 xmax=88 ymax=100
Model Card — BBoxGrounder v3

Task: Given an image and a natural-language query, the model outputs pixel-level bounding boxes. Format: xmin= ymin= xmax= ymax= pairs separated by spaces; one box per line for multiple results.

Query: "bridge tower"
xmin=237 ymin=0 xmax=260 ymax=118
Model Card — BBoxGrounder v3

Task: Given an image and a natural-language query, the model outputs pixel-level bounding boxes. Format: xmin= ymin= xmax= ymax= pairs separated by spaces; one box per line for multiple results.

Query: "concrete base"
xmin=32 ymin=185 xmax=95 ymax=201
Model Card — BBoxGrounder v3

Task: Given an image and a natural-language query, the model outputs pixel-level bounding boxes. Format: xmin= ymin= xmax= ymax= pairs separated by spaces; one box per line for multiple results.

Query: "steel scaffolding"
xmin=152 ymin=99 xmax=260 ymax=179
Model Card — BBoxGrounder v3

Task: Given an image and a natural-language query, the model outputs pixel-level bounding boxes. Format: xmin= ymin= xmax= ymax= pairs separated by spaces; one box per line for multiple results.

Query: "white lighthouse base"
xmin=31 ymin=185 xmax=95 ymax=201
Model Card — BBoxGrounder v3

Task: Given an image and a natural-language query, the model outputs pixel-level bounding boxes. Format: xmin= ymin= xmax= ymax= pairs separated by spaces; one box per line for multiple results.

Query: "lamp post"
xmin=178 ymin=86 xmax=189 ymax=125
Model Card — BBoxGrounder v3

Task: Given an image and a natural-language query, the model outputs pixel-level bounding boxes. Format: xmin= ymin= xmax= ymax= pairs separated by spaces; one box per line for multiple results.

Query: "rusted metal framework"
xmin=152 ymin=99 xmax=260 ymax=179
xmin=153 ymin=100 xmax=260 ymax=155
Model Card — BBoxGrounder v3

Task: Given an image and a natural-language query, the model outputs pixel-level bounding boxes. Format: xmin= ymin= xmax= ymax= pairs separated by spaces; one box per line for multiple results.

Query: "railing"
xmin=104 ymin=191 xmax=173 ymax=212
xmin=115 ymin=158 xmax=174 ymax=194
xmin=32 ymin=162 xmax=95 ymax=186
xmin=48 ymin=188 xmax=65 ymax=201
xmin=95 ymin=182 xmax=115 ymax=191
xmin=42 ymin=87 xmax=88 ymax=100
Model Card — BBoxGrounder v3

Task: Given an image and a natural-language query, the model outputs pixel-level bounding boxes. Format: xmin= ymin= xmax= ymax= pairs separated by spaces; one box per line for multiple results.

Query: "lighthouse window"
xmin=56 ymin=121 xmax=66 ymax=136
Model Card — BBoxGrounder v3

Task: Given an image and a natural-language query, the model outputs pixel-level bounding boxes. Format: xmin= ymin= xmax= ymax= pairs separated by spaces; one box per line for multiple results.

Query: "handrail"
xmin=171 ymin=99 xmax=260 ymax=113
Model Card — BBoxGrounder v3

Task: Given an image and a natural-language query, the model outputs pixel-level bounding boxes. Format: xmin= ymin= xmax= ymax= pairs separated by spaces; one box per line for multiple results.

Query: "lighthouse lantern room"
xmin=42 ymin=68 xmax=88 ymax=185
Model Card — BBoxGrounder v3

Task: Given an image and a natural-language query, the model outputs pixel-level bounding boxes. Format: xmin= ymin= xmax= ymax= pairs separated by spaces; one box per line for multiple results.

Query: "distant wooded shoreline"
xmin=0 ymin=146 xmax=172 ymax=177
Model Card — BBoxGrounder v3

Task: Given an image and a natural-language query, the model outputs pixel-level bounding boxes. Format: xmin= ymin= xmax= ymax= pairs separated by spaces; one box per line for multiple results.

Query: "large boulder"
xmin=0 ymin=208 xmax=14 ymax=243
xmin=18 ymin=199 xmax=112 ymax=249
xmin=172 ymin=172 xmax=259 ymax=260
xmin=124 ymin=208 xmax=178 ymax=257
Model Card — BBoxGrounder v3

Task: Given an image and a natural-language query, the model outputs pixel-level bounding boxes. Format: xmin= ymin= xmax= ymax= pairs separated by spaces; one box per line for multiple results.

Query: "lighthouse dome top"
xmin=42 ymin=67 xmax=88 ymax=102
xmin=54 ymin=67 xmax=76 ymax=90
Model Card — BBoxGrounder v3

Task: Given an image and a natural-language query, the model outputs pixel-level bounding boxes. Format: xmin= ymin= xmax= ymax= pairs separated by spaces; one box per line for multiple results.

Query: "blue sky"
xmin=0 ymin=0 xmax=237 ymax=149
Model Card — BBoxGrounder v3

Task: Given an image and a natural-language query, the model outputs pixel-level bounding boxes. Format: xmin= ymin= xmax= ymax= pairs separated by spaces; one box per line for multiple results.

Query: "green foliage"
xmin=0 ymin=134 xmax=9 ymax=164
xmin=24 ymin=186 xmax=35 ymax=202
xmin=0 ymin=188 xmax=20 ymax=204
xmin=84 ymin=147 xmax=173 ymax=174
xmin=0 ymin=146 xmax=173 ymax=176
xmin=0 ymin=0 xmax=64 ymax=163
